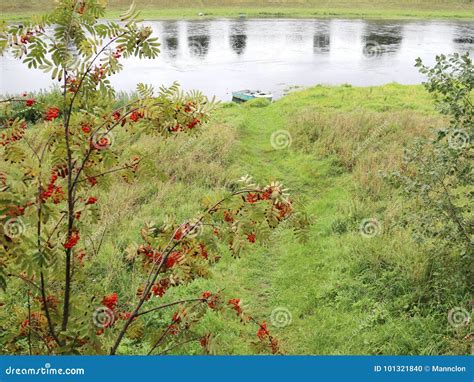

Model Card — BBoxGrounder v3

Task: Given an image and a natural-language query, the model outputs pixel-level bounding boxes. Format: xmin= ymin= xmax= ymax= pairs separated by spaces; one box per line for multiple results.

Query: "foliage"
xmin=384 ymin=53 xmax=473 ymax=313
xmin=0 ymin=0 xmax=300 ymax=355
xmin=390 ymin=53 xmax=472 ymax=255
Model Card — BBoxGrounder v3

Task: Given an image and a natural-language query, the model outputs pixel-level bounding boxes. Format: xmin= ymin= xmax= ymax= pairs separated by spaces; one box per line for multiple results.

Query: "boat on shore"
xmin=232 ymin=90 xmax=273 ymax=103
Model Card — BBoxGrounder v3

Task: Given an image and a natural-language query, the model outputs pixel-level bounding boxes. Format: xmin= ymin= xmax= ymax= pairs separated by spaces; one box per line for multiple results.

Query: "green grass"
xmin=1 ymin=84 xmax=470 ymax=355
xmin=1 ymin=0 xmax=473 ymax=21
xmin=89 ymin=84 xmax=470 ymax=355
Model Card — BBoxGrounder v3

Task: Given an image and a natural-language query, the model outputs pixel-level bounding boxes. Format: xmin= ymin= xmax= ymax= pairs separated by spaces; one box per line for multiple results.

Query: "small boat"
xmin=232 ymin=90 xmax=273 ymax=103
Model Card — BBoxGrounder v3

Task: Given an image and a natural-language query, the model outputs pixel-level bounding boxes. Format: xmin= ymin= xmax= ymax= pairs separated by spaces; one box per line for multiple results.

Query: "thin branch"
xmin=8 ymin=273 xmax=41 ymax=292
xmin=71 ymin=107 xmax=141 ymax=190
xmin=30 ymin=327 xmax=52 ymax=354
xmin=60 ymin=1 xmax=79 ymax=333
xmin=109 ymin=188 xmax=262 ymax=355
xmin=22 ymin=136 xmax=41 ymax=163
xmin=36 ymin=164 xmax=62 ymax=347
xmin=93 ymin=227 xmax=107 ymax=257
xmin=65 ymin=32 xmax=127 ymax=119
xmin=136 ymin=298 xmax=206 ymax=318
xmin=0 ymin=97 xmax=25 ymax=103
xmin=45 ymin=211 xmax=67 ymax=243
xmin=75 ymin=161 xmax=142 ymax=184
xmin=440 ymin=180 xmax=471 ymax=246
xmin=147 ymin=300 xmax=204 ymax=355
xmin=40 ymin=272 xmax=62 ymax=346
xmin=157 ymin=337 xmax=199 ymax=355
xmin=27 ymin=291 xmax=32 ymax=355
xmin=39 ymin=133 xmax=56 ymax=163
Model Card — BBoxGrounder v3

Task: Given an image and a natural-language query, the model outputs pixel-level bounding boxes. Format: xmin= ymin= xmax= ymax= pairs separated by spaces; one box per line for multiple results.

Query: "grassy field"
xmin=1 ymin=0 xmax=473 ymax=21
xmin=1 ymin=0 xmax=472 ymax=358
xmin=58 ymin=83 xmax=467 ymax=355
xmin=1 ymin=81 xmax=471 ymax=354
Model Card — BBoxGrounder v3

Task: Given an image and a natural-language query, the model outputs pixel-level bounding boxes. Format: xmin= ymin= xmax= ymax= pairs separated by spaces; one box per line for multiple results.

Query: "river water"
xmin=1 ymin=18 xmax=473 ymax=100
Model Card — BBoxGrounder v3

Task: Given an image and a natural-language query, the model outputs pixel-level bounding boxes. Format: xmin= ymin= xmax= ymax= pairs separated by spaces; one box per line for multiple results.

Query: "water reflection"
xmin=229 ymin=21 xmax=247 ymax=55
xmin=187 ymin=23 xmax=210 ymax=58
xmin=362 ymin=23 xmax=403 ymax=57
xmin=453 ymin=25 xmax=474 ymax=51
xmin=1 ymin=19 xmax=473 ymax=100
xmin=162 ymin=21 xmax=179 ymax=58
xmin=313 ymin=34 xmax=330 ymax=53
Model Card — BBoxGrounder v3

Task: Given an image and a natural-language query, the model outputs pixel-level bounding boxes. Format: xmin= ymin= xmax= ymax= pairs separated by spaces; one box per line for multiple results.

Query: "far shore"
xmin=1 ymin=6 xmax=474 ymax=22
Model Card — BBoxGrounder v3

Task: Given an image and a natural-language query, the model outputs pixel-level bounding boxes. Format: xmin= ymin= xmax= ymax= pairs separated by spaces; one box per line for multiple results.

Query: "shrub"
xmin=0 ymin=1 xmax=305 ymax=355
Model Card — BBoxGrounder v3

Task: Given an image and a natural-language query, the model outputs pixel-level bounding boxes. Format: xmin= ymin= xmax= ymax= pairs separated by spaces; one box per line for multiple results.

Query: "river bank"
xmin=1 ymin=1 xmax=473 ymax=21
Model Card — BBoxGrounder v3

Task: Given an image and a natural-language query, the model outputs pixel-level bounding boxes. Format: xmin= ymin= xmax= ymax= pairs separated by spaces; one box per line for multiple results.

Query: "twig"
xmin=110 ymin=189 xmax=262 ymax=355
xmin=157 ymin=337 xmax=199 ymax=355
xmin=136 ymin=298 xmax=206 ymax=318
xmin=27 ymin=291 xmax=32 ymax=355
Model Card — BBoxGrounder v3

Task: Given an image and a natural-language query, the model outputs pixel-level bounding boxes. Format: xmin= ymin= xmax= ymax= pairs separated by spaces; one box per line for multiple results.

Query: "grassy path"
xmin=95 ymin=84 xmax=458 ymax=355
xmin=212 ymin=100 xmax=358 ymax=354
xmin=205 ymin=85 xmax=448 ymax=355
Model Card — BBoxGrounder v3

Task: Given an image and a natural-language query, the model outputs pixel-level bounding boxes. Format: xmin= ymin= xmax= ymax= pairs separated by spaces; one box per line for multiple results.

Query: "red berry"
xmin=85 ymin=196 xmax=97 ymax=205
xmin=45 ymin=107 xmax=60 ymax=121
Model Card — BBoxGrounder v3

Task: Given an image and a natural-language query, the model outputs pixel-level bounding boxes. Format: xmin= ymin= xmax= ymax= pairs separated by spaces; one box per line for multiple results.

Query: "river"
xmin=0 ymin=18 xmax=473 ymax=100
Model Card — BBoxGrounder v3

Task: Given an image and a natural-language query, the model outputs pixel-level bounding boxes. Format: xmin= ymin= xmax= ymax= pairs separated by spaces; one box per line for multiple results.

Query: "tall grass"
xmin=3 ymin=84 xmax=470 ymax=355
xmin=288 ymin=109 xmax=445 ymax=198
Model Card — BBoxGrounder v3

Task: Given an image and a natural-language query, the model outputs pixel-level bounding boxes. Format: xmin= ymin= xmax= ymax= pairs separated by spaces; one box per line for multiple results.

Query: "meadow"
xmin=0 ymin=0 xmax=471 ymax=357
xmin=3 ymin=83 xmax=470 ymax=354
xmin=104 ymin=84 xmax=471 ymax=355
